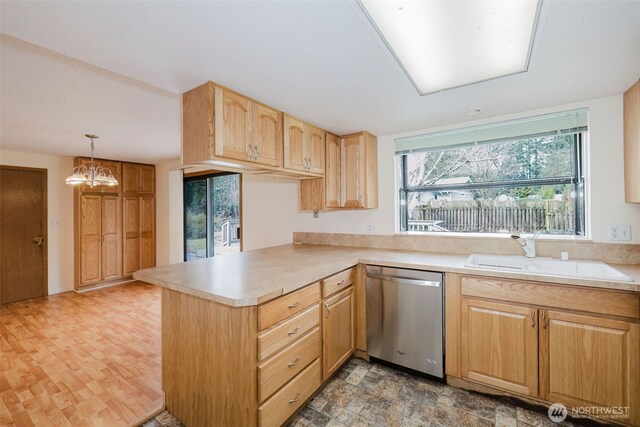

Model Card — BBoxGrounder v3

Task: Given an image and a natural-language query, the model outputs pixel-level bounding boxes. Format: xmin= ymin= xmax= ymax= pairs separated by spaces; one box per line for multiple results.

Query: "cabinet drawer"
xmin=259 ymin=358 xmax=321 ymax=427
xmin=259 ymin=283 xmax=320 ymax=331
xmin=258 ymin=304 xmax=319 ymax=361
xmin=461 ymin=276 xmax=640 ymax=319
xmin=258 ymin=327 xmax=321 ymax=402
xmin=322 ymin=268 xmax=355 ymax=298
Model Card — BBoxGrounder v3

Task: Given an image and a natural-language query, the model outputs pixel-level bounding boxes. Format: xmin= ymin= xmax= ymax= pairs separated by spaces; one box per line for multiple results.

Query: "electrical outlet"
xmin=366 ymin=223 xmax=376 ymax=233
xmin=313 ymin=210 xmax=319 ymax=219
xmin=608 ymin=224 xmax=632 ymax=241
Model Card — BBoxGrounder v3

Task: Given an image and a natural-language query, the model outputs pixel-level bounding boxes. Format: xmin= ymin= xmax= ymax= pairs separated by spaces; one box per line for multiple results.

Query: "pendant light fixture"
xmin=65 ymin=134 xmax=118 ymax=187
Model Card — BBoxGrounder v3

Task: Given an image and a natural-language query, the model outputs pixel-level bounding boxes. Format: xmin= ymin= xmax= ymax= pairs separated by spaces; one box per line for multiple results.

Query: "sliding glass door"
xmin=184 ymin=173 xmax=241 ymax=261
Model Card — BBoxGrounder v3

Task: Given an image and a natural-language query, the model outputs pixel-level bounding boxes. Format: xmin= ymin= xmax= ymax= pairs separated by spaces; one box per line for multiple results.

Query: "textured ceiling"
xmin=1 ymin=0 xmax=639 ymax=163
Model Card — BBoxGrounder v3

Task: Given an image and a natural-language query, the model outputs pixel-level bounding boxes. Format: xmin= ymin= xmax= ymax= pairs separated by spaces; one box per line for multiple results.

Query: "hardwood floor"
xmin=0 ymin=282 xmax=163 ymax=427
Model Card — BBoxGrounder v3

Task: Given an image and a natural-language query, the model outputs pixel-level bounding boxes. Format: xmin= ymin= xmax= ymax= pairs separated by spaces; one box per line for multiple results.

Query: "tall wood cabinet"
xmin=74 ymin=160 xmax=155 ymax=290
xmin=624 ymin=79 xmax=640 ymax=203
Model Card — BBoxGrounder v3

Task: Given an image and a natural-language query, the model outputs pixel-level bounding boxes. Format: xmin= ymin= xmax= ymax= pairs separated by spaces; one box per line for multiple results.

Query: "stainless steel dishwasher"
xmin=366 ymin=265 xmax=444 ymax=379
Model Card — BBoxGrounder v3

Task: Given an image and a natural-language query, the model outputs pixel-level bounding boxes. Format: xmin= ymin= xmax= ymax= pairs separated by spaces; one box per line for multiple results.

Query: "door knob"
xmin=33 ymin=237 xmax=44 ymax=246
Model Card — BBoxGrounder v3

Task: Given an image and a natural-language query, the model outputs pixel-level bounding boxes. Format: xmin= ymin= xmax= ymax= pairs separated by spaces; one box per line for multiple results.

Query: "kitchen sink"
xmin=465 ymin=254 xmax=634 ymax=282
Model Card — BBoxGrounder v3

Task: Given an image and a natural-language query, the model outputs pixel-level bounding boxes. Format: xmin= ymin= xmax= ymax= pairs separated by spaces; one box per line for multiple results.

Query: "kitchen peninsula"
xmin=134 ymin=244 xmax=640 ymax=427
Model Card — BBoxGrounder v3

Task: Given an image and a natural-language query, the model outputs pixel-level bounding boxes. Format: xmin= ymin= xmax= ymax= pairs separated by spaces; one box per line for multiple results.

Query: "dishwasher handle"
xmin=366 ymin=273 xmax=441 ymax=287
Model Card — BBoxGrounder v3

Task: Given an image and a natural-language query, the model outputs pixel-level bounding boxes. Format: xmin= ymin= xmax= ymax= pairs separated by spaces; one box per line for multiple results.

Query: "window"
xmin=397 ymin=110 xmax=587 ymax=236
xmin=184 ymin=172 xmax=241 ymax=260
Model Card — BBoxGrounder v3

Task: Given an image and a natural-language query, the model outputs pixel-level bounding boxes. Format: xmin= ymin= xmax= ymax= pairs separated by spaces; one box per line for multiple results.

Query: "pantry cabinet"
xmin=77 ymin=194 xmax=122 ymax=286
xmin=448 ymin=274 xmax=640 ymax=426
xmin=74 ymin=159 xmax=155 ymax=289
xmin=624 ymin=79 xmax=640 ymax=203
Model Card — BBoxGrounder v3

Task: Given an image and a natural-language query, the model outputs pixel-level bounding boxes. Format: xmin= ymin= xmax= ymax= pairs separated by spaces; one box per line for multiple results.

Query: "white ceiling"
xmin=1 ymin=0 xmax=639 ymax=163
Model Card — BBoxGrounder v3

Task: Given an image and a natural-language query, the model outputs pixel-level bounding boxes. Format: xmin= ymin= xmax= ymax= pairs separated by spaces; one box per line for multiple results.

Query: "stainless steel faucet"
xmin=511 ymin=231 xmax=541 ymax=258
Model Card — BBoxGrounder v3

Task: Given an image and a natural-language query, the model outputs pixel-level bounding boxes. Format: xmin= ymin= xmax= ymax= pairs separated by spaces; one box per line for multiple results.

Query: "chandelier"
xmin=65 ymin=134 xmax=118 ymax=187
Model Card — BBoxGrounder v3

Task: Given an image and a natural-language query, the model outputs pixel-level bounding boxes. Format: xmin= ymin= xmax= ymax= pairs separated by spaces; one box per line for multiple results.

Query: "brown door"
xmin=0 ymin=167 xmax=47 ymax=304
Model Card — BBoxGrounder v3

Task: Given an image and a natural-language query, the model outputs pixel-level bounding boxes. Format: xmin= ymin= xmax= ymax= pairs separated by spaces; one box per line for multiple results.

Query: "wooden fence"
xmin=411 ymin=199 xmax=575 ymax=233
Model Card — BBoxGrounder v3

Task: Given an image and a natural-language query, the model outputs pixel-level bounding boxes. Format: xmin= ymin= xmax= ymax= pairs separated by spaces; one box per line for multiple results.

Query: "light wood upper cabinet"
xmin=283 ymin=115 xmax=325 ymax=175
xmin=217 ymin=88 xmax=253 ymax=162
xmin=253 ymin=103 xmax=283 ymax=167
xmin=307 ymin=125 xmax=325 ymax=174
xmin=624 ymin=79 xmax=640 ymax=203
xmin=283 ymin=115 xmax=307 ymax=172
xmin=183 ymin=82 xmax=284 ymax=169
xmin=540 ymin=310 xmax=640 ymax=424
xmin=460 ymin=298 xmax=538 ymax=397
xmin=341 ymin=132 xmax=378 ymax=209
xmin=322 ymin=286 xmax=355 ymax=381
xmin=325 ymin=133 xmax=341 ymax=208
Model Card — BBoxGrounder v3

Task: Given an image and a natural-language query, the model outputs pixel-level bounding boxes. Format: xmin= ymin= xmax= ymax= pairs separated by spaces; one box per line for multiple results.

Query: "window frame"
xmin=397 ymin=132 xmax=587 ymax=237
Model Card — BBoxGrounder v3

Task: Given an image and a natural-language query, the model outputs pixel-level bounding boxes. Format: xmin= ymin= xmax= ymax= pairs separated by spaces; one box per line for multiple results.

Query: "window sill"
xmin=395 ymin=230 xmax=591 ymax=242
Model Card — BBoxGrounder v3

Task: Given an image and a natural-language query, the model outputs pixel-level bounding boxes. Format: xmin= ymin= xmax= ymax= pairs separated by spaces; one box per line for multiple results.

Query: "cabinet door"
xmin=284 ymin=115 xmax=306 ymax=172
xmin=322 ymin=287 xmax=355 ymax=381
xmin=540 ymin=310 xmax=639 ymax=424
xmin=341 ymin=134 xmax=364 ymax=208
xmin=80 ymin=195 xmax=102 ymax=285
xmin=100 ymin=160 xmax=121 ymax=194
xmin=307 ymin=125 xmax=325 ymax=174
xmin=218 ymin=89 xmax=252 ymax=162
xmin=122 ymin=196 xmax=140 ymax=275
xmin=253 ymin=103 xmax=282 ymax=167
xmin=140 ymin=196 xmax=155 ymax=270
xmin=122 ymin=163 xmax=140 ymax=194
xmin=139 ymin=165 xmax=155 ymax=194
xmin=325 ymin=133 xmax=341 ymax=208
xmin=101 ymin=196 xmax=121 ymax=280
xmin=460 ymin=298 xmax=538 ymax=397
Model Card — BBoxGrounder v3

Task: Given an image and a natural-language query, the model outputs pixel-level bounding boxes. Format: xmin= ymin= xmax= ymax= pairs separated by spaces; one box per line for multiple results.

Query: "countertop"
xmin=133 ymin=244 xmax=640 ymax=307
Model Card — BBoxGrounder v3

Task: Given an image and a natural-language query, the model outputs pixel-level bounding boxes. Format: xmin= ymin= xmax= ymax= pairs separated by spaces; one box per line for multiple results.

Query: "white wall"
xmin=155 ymin=159 xmax=183 ymax=266
xmin=0 ymin=149 xmax=75 ymax=294
xmin=293 ymin=95 xmax=640 ymax=244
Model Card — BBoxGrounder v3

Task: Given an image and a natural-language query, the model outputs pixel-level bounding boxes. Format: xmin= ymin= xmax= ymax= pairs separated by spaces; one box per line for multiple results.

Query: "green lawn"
xmin=186 ymin=238 xmax=206 ymax=251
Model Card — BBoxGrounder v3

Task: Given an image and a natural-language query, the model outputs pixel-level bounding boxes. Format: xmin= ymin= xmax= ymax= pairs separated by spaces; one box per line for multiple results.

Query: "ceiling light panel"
xmin=358 ymin=0 xmax=541 ymax=95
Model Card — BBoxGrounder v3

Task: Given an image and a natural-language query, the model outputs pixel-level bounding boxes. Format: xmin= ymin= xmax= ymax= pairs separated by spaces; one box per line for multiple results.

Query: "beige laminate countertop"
xmin=133 ymin=244 xmax=640 ymax=306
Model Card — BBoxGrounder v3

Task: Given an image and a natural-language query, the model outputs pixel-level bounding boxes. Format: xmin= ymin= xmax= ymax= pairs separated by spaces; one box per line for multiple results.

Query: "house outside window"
xmin=397 ymin=109 xmax=587 ymax=236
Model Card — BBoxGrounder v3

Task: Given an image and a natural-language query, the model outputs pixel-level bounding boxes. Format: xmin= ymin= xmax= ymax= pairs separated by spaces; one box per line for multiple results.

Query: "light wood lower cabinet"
xmin=322 ymin=286 xmax=355 ymax=381
xmin=460 ymin=298 xmax=538 ymax=397
xmin=449 ymin=275 xmax=640 ymax=426
xmin=540 ymin=310 xmax=639 ymax=423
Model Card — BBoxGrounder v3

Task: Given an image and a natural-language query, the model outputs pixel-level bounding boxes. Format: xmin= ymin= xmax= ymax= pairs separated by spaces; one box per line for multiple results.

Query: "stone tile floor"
xmin=142 ymin=358 xmax=586 ymax=427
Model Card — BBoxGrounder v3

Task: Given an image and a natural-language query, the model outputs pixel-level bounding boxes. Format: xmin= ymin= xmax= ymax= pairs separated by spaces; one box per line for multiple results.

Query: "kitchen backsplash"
xmin=293 ymin=232 xmax=640 ymax=265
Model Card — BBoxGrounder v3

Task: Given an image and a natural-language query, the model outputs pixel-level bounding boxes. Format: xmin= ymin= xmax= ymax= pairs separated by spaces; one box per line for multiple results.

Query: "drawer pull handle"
xmin=338 ymin=279 xmax=345 ymax=286
xmin=542 ymin=311 xmax=547 ymax=329
xmin=288 ymin=356 xmax=302 ymax=367
xmin=288 ymin=326 xmax=301 ymax=336
xmin=288 ymin=301 xmax=301 ymax=309
xmin=288 ymin=392 xmax=301 ymax=404
xmin=324 ymin=302 xmax=331 ymax=318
